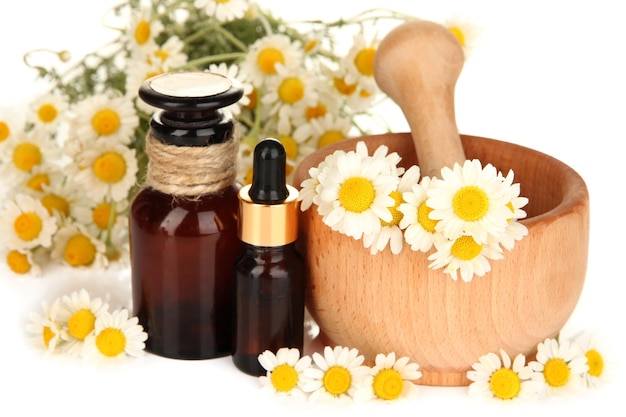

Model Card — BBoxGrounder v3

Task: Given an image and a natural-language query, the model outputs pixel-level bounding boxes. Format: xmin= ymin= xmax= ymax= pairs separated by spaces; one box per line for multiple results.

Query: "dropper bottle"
xmin=232 ymin=138 xmax=305 ymax=376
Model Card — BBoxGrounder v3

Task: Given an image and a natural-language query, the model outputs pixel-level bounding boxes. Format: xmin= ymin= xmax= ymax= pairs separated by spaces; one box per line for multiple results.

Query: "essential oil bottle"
xmin=232 ymin=138 xmax=305 ymax=376
xmin=130 ymin=72 xmax=243 ymax=359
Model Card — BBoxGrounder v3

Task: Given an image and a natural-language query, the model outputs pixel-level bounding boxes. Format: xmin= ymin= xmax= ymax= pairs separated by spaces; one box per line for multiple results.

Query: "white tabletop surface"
xmin=1 ymin=1 xmax=624 ymax=416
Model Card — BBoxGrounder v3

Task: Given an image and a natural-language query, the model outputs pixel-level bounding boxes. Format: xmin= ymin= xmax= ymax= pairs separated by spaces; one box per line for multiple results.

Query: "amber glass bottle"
xmin=130 ymin=72 xmax=243 ymax=359
xmin=232 ymin=138 xmax=305 ymax=376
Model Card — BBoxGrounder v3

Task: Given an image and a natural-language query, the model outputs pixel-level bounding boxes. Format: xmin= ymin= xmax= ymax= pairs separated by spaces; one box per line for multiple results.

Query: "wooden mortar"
xmin=293 ymin=133 xmax=589 ymax=386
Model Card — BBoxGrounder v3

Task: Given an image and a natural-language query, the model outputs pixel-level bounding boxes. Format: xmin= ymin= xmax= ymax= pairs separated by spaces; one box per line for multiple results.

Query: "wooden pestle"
xmin=374 ymin=20 xmax=466 ymax=178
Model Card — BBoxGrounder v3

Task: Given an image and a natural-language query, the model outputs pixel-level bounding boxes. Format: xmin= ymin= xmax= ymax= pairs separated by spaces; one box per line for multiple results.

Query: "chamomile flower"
xmin=297 ymin=149 xmax=341 ymax=212
xmin=258 ymin=348 xmax=312 ymax=400
xmin=82 ymin=308 xmax=147 ymax=364
xmin=69 ymin=141 xmax=139 ymax=202
xmin=57 ymin=288 xmax=110 ymax=356
xmin=529 ymin=337 xmax=589 ymax=396
xmin=427 ymin=159 xmax=514 ymax=244
xmin=145 ymin=35 xmax=188 ymax=71
xmin=240 ymin=34 xmax=303 ymax=86
xmin=71 ymin=93 xmax=139 ymax=145
xmin=499 ymin=169 xmax=529 ymax=251
xmin=0 ymin=108 xmax=23 ymax=145
xmin=51 ymin=222 xmax=108 ymax=269
xmin=4 ymin=248 xmax=41 ymax=276
xmin=26 ymin=93 xmax=68 ymax=135
xmin=21 ymin=163 xmax=64 ymax=194
xmin=363 ymin=165 xmax=421 ymax=255
xmin=207 ymin=62 xmax=253 ymax=116
xmin=261 ymin=64 xmax=319 ymax=134
xmin=303 ymin=113 xmax=354 ymax=150
xmin=194 ymin=0 xmax=249 ymax=22
xmin=127 ymin=4 xmax=164 ymax=52
xmin=0 ymin=193 xmax=58 ymax=250
xmin=399 ymin=176 xmax=440 ymax=252
xmin=302 ymin=345 xmax=370 ymax=402
xmin=443 ymin=16 xmax=481 ymax=57
xmin=342 ymin=34 xmax=380 ymax=94
xmin=0 ymin=130 xmax=62 ymax=182
xmin=317 ymin=145 xmax=399 ymax=239
xmin=467 ymin=349 xmax=543 ymax=402
xmin=428 ymin=233 xmax=503 ymax=282
xmin=26 ymin=298 xmax=63 ymax=354
xmin=575 ymin=333 xmax=611 ymax=388
xmin=355 ymin=352 xmax=422 ymax=402
xmin=72 ymin=198 xmax=129 ymax=241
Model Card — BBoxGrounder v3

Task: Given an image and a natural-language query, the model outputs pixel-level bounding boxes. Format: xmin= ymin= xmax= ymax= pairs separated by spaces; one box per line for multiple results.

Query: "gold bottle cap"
xmin=238 ymin=184 xmax=299 ymax=247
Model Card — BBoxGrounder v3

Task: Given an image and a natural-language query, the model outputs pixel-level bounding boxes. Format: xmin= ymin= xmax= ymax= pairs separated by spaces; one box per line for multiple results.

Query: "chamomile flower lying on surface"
xmin=57 ymin=289 xmax=109 ymax=356
xmin=4 ymin=248 xmax=41 ymax=276
xmin=355 ymin=352 xmax=422 ymax=402
xmin=26 ymin=298 xmax=63 ymax=354
xmin=529 ymin=337 xmax=589 ymax=397
xmin=82 ymin=308 xmax=148 ymax=364
xmin=467 ymin=349 xmax=543 ymax=402
xmin=574 ymin=333 xmax=611 ymax=388
xmin=258 ymin=348 xmax=312 ymax=401
xmin=302 ymin=345 xmax=370 ymax=402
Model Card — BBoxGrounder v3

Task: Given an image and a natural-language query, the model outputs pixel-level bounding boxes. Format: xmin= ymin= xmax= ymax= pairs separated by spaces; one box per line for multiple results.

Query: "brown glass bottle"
xmin=130 ymin=72 xmax=243 ymax=359
xmin=232 ymin=138 xmax=305 ymax=376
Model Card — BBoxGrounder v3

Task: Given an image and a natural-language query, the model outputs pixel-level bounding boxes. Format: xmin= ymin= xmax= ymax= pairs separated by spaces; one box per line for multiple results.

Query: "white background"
xmin=1 ymin=1 xmax=624 ymax=416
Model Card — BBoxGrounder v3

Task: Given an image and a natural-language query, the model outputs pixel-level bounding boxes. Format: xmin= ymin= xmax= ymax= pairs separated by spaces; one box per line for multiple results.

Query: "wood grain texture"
xmin=293 ymin=133 xmax=589 ymax=386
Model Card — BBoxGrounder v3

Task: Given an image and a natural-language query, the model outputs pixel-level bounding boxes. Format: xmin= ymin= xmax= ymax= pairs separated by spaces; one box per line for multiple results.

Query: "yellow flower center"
xmin=37 ymin=103 xmax=58 ymax=124
xmin=338 ymin=177 xmax=375 ymax=213
xmin=450 ymin=235 xmax=482 ymax=261
xmin=41 ymin=193 xmax=70 ymax=217
xmin=543 ymin=358 xmax=570 ymax=387
xmin=452 ymin=186 xmax=489 ymax=222
xmin=64 ymin=234 xmax=97 ymax=267
xmin=372 ymin=368 xmax=404 ymax=400
xmin=305 ymin=103 xmax=327 ymax=120
xmin=0 ymin=121 xmax=10 ymax=142
xmin=93 ymin=151 xmax=127 ymax=184
xmin=333 ymin=77 xmax=357 ymax=96
xmin=278 ymin=77 xmax=304 ymax=104
xmin=13 ymin=212 xmax=43 ymax=242
xmin=43 ymin=325 xmax=56 ymax=348
xmin=585 ymin=349 xmax=604 ymax=378
xmin=91 ymin=109 xmax=121 ymax=136
xmin=26 ymin=173 xmax=50 ymax=192
xmin=13 ymin=142 xmax=42 ymax=172
xmin=317 ymin=130 xmax=344 ymax=149
xmin=270 ymin=364 xmax=299 ymax=392
xmin=278 ymin=135 xmax=298 ymax=161
xmin=96 ymin=327 xmax=127 ymax=357
xmin=381 ymin=190 xmax=403 ymax=227
xmin=489 ymin=368 xmax=521 ymax=400
xmin=354 ymin=47 xmax=376 ymax=76
xmin=93 ymin=202 xmax=115 ymax=230
xmin=305 ymin=39 xmax=318 ymax=54
xmin=417 ymin=201 xmax=438 ymax=233
xmin=257 ymin=47 xmax=284 ymax=75
xmin=448 ymin=26 xmax=466 ymax=47
xmin=153 ymin=49 xmax=170 ymax=64
xmin=67 ymin=309 xmax=96 ymax=340
xmin=245 ymin=88 xmax=258 ymax=110
xmin=134 ymin=20 xmax=151 ymax=45
xmin=323 ymin=366 xmax=352 ymax=396
xmin=6 ymin=249 xmax=31 ymax=274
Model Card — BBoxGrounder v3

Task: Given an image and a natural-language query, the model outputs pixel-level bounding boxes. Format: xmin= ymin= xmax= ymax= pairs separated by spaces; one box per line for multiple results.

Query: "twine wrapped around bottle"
xmin=144 ymin=131 xmax=239 ymax=198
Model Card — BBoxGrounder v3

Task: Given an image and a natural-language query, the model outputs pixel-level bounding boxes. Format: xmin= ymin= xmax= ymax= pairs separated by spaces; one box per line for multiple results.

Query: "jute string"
xmin=144 ymin=132 xmax=239 ymax=198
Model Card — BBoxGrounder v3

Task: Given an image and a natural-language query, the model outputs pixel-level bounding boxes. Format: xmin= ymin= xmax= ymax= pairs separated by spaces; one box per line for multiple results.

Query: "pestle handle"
xmin=374 ymin=20 xmax=466 ymax=177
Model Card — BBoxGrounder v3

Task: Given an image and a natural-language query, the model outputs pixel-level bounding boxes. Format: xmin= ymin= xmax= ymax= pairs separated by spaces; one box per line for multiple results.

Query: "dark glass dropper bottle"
xmin=232 ymin=138 xmax=305 ymax=376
